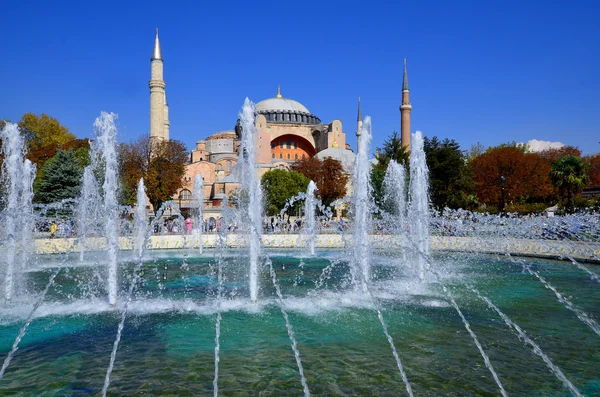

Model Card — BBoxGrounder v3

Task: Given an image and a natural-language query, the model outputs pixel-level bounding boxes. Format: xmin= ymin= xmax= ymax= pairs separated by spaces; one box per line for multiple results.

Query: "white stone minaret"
xmin=163 ymin=89 xmax=170 ymax=138
xmin=149 ymin=28 xmax=168 ymax=140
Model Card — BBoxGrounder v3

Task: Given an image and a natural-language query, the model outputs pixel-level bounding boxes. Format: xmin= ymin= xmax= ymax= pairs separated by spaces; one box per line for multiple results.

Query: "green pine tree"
xmin=35 ymin=149 xmax=84 ymax=204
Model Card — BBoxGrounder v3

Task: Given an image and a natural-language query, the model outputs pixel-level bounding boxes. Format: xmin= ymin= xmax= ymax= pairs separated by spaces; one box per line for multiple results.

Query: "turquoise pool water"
xmin=1 ymin=251 xmax=599 ymax=396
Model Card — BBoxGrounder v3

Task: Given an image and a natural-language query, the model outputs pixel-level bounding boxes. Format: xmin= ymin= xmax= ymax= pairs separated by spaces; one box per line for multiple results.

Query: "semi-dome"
xmin=315 ymin=147 xmax=356 ymax=173
xmin=255 ymin=86 xmax=321 ymax=125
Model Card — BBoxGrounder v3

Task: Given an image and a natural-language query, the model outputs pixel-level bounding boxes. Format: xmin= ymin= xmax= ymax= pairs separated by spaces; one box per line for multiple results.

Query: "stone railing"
xmin=29 ymin=234 xmax=600 ymax=263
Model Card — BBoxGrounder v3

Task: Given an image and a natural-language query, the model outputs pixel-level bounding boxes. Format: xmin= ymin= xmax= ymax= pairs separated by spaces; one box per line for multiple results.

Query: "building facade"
xmin=148 ymin=31 xmax=411 ymax=219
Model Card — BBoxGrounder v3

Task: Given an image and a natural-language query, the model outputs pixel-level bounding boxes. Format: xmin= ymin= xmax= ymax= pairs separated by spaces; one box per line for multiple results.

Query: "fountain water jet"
xmin=267 ymin=259 xmax=311 ymax=396
xmin=77 ymin=166 xmax=101 ymax=261
xmin=303 ymin=181 xmax=318 ymax=256
xmin=469 ymin=286 xmax=583 ymax=397
xmin=1 ymin=122 xmax=36 ymax=302
xmin=135 ymin=179 xmax=147 ymax=257
xmin=351 ymin=116 xmax=373 ymax=291
xmin=408 ymin=131 xmax=430 ymax=280
xmin=192 ymin=174 xmax=204 ymax=254
xmin=91 ymin=112 xmax=120 ymax=306
xmin=239 ymin=98 xmax=263 ymax=302
xmin=384 ymin=160 xmax=407 ymax=263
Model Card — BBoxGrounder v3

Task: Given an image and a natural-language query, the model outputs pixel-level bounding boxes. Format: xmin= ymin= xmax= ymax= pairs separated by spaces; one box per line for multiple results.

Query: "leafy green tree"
xmin=551 ymin=155 xmax=588 ymax=213
xmin=18 ymin=113 xmax=75 ymax=151
xmin=465 ymin=142 xmax=485 ymax=163
xmin=261 ymin=169 xmax=310 ymax=216
xmin=487 ymin=141 xmax=529 ymax=153
xmin=35 ymin=150 xmax=84 ymax=204
xmin=375 ymin=131 xmax=410 ymax=168
xmin=424 ymin=136 xmax=474 ymax=210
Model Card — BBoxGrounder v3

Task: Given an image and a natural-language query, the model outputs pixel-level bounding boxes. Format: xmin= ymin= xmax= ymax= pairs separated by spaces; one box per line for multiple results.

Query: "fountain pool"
xmin=0 ymin=250 xmax=600 ymax=396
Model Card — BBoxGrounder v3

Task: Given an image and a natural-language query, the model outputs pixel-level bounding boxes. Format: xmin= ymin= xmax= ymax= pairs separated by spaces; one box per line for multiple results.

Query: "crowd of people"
xmin=40 ymin=215 xmax=351 ymax=238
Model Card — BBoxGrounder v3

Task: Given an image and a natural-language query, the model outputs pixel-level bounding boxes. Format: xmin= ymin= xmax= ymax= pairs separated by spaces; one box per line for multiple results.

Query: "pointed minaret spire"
xmin=356 ymin=97 xmax=363 ymax=153
xmin=150 ymin=28 xmax=167 ymax=140
xmin=402 ymin=58 xmax=409 ymax=91
xmin=276 ymin=84 xmax=282 ymax=98
xmin=152 ymin=28 xmax=162 ymax=61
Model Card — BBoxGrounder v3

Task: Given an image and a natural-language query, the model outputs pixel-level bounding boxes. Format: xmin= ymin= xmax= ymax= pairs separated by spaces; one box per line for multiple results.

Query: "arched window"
xmin=280 ymin=141 xmax=284 ymax=148
xmin=217 ymin=164 xmax=223 ymax=171
xmin=279 ymin=153 xmax=283 ymax=159
xmin=272 ymin=153 xmax=275 ymax=158
xmin=287 ymin=153 xmax=291 ymax=159
xmin=302 ymin=154 xmax=306 ymax=159
xmin=226 ymin=160 xmax=232 ymax=172
xmin=294 ymin=141 xmax=298 ymax=149
xmin=286 ymin=139 xmax=291 ymax=148
xmin=295 ymin=154 xmax=298 ymax=160
xmin=179 ymin=189 xmax=192 ymax=200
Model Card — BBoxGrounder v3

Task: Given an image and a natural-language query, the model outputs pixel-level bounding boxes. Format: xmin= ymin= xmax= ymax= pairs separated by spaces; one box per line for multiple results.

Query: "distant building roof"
xmin=582 ymin=186 xmax=600 ymax=198
xmin=206 ymin=130 xmax=236 ymax=140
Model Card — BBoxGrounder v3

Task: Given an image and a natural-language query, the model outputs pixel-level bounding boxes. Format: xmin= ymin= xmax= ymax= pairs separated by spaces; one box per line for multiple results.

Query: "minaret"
xmin=400 ymin=58 xmax=412 ymax=151
xmin=149 ymin=28 xmax=167 ymax=140
xmin=356 ymin=97 xmax=363 ymax=152
xmin=163 ymin=90 xmax=170 ymax=138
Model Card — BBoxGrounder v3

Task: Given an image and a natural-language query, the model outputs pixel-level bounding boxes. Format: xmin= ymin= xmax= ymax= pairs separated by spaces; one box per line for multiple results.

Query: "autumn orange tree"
xmin=291 ymin=157 xmax=348 ymax=207
xmin=119 ymin=136 xmax=188 ymax=211
xmin=583 ymin=154 xmax=600 ymax=187
xmin=470 ymin=147 xmax=553 ymax=211
xmin=537 ymin=146 xmax=582 ymax=165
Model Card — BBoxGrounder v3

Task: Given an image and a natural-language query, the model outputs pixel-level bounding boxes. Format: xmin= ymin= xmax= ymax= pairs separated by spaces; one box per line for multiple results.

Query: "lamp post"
xmin=499 ymin=176 xmax=506 ymax=216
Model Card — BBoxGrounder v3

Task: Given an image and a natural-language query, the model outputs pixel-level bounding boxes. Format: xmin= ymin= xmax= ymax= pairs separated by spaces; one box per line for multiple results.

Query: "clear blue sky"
xmin=1 ymin=0 xmax=599 ymax=154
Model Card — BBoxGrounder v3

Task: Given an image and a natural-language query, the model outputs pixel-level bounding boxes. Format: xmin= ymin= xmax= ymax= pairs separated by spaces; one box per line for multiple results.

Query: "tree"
xmin=375 ymin=131 xmax=410 ymax=167
xmin=583 ymin=154 xmax=600 ymax=187
xmin=538 ymin=146 xmax=582 ymax=165
xmin=28 ymin=139 xmax=90 ymax=171
xmin=371 ymin=131 xmax=410 ymax=211
xmin=18 ymin=113 xmax=75 ymax=151
xmin=292 ymin=157 xmax=348 ymax=207
xmin=35 ymin=150 xmax=84 ymax=204
xmin=551 ymin=155 xmax=588 ymax=213
xmin=424 ymin=136 xmax=474 ymax=210
xmin=488 ymin=141 xmax=529 ymax=153
xmin=119 ymin=135 xmax=188 ymax=211
xmin=470 ymin=147 xmax=553 ymax=210
xmin=465 ymin=142 xmax=486 ymax=163
xmin=261 ymin=169 xmax=310 ymax=216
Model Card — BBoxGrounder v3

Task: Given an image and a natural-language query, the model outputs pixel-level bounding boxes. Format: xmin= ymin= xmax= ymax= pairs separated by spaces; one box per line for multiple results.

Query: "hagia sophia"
xmin=147 ymin=30 xmax=412 ymax=219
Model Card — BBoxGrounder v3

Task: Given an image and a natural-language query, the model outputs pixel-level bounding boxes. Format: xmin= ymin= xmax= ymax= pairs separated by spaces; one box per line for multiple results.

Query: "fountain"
xmin=408 ymin=131 xmax=430 ymax=280
xmin=1 ymin=107 xmax=600 ymax=396
xmin=238 ymin=98 xmax=263 ymax=303
xmin=77 ymin=166 xmax=101 ymax=261
xmin=90 ymin=112 xmax=120 ymax=306
xmin=303 ymin=181 xmax=318 ymax=256
xmin=0 ymin=122 xmax=36 ymax=303
xmin=192 ymin=174 xmax=204 ymax=254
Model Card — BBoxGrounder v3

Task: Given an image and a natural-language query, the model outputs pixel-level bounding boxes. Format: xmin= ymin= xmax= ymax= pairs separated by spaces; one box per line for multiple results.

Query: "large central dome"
xmin=255 ymin=87 xmax=320 ymax=125
xmin=255 ymin=97 xmax=310 ymax=114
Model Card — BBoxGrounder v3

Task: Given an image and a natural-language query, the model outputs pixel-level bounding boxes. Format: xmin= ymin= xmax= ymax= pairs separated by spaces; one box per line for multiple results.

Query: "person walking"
xmin=185 ymin=217 xmax=193 ymax=234
xmin=50 ymin=222 xmax=57 ymax=238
